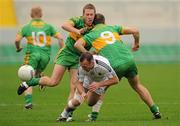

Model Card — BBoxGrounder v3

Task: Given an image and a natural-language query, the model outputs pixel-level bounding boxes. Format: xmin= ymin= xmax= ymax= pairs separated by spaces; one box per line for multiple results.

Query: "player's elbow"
xmin=132 ymin=27 xmax=139 ymax=35
xmin=61 ymin=22 xmax=71 ymax=30
xmin=112 ymin=77 xmax=119 ymax=85
xmin=61 ymin=24 xmax=66 ymax=30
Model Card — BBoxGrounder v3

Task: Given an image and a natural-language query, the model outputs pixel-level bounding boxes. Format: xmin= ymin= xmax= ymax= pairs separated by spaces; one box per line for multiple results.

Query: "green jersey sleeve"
xmin=17 ymin=25 xmax=26 ymax=37
xmin=70 ymin=16 xmax=80 ymax=25
xmin=113 ymin=25 xmax=123 ymax=35
xmin=50 ymin=25 xmax=59 ymax=36
xmin=69 ymin=16 xmax=84 ymax=28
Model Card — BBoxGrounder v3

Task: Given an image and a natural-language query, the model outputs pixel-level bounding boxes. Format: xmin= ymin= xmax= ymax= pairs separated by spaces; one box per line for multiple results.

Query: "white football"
xmin=18 ymin=65 xmax=34 ymax=81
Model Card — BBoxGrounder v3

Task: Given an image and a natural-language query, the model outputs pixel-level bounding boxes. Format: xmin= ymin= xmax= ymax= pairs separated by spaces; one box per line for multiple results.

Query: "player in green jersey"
xmin=15 ymin=6 xmax=64 ymax=109
xmin=17 ymin=4 xmax=102 ymax=120
xmin=74 ymin=13 xmax=161 ymax=119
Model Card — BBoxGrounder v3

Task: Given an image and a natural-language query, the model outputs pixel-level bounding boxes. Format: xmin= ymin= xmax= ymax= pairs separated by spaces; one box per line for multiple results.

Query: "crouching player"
xmin=56 ymin=52 xmax=119 ymax=122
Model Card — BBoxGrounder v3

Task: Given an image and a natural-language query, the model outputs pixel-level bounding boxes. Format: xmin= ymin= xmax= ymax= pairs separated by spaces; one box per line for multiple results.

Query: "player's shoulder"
xmin=70 ymin=16 xmax=83 ymax=25
xmin=93 ymin=55 xmax=110 ymax=65
xmin=70 ymin=16 xmax=82 ymax=20
xmin=78 ymin=66 xmax=85 ymax=74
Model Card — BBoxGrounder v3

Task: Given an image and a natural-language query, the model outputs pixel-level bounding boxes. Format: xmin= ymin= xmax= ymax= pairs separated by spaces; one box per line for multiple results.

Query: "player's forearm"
xmin=76 ymin=81 xmax=85 ymax=95
xmin=58 ymin=38 xmax=64 ymax=49
xmin=75 ymin=44 xmax=88 ymax=53
xmin=74 ymin=39 xmax=87 ymax=53
xmin=15 ymin=41 xmax=20 ymax=49
xmin=62 ymin=22 xmax=79 ymax=35
xmin=15 ymin=41 xmax=23 ymax=52
xmin=99 ymin=76 xmax=119 ymax=87
xmin=133 ymin=31 xmax=140 ymax=46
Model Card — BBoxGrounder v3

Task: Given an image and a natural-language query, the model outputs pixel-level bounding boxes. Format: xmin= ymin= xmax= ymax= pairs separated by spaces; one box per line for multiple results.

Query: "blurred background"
xmin=0 ymin=0 xmax=180 ymax=64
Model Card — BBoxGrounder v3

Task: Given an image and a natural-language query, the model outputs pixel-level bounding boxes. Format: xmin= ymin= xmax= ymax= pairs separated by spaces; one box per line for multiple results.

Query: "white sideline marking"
xmin=0 ymin=102 xmax=180 ymax=107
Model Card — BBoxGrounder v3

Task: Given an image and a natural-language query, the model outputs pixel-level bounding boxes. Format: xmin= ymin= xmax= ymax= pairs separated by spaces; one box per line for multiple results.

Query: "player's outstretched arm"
xmin=122 ymin=26 xmax=140 ymax=51
xmin=61 ymin=20 xmax=81 ymax=35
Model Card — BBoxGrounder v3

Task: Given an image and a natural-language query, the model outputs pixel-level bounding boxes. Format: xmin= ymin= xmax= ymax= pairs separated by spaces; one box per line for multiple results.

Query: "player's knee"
xmin=68 ymin=99 xmax=80 ymax=108
xmin=49 ymin=79 xmax=59 ymax=86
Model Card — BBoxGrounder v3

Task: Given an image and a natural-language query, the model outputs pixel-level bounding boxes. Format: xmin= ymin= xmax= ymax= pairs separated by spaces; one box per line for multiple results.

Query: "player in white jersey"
xmin=57 ymin=52 xmax=119 ymax=122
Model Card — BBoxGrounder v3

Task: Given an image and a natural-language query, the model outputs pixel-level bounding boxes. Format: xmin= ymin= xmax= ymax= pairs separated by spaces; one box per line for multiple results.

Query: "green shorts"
xmin=114 ymin=60 xmax=138 ymax=79
xmin=24 ymin=50 xmax=50 ymax=72
xmin=55 ymin=47 xmax=80 ymax=69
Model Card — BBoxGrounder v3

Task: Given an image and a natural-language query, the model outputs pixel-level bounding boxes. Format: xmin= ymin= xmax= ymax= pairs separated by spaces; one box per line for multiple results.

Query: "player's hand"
xmin=132 ymin=44 xmax=139 ymax=52
xmin=89 ymin=82 xmax=100 ymax=92
xmin=90 ymin=51 xmax=98 ymax=55
xmin=16 ymin=47 xmax=23 ymax=52
xmin=81 ymin=92 xmax=87 ymax=101
xmin=79 ymin=27 xmax=88 ymax=35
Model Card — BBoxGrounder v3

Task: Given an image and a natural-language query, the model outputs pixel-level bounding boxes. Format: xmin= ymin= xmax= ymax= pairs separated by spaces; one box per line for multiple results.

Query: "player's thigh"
xmin=127 ymin=75 xmax=141 ymax=88
xmin=50 ymin=64 xmax=66 ymax=82
xmin=87 ymin=92 xmax=101 ymax=106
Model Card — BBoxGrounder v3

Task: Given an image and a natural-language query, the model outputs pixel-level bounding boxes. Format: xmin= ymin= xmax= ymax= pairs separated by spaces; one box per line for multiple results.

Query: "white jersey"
xmin=77 ymin=55 xmax=117 ymax=94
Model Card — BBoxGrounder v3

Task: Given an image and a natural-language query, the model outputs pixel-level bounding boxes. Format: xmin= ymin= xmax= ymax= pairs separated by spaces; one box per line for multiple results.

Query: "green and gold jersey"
xmin=83 ymin=24 xmax=134 ymax=68
xmin=17 ymin=19 xmax=60 ymax=54
xmin=65 ymin=16 xmax=93 ymax=55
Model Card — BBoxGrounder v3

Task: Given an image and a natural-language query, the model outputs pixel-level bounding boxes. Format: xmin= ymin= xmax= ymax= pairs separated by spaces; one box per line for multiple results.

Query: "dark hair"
xmin=83 ymin=3 xmax=96 ymax=14
xmin=93 ymin=13 xmax=105 ymax=25
xmin=80 ymin=52 xmax=94 ymax=62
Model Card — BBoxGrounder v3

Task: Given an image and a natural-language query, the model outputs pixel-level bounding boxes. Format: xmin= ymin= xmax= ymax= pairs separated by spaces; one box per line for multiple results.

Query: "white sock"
xmin=61 ymin=109 xmax=68 ymax=118
xmin=92 ymin=100 xmax=103 ymax=112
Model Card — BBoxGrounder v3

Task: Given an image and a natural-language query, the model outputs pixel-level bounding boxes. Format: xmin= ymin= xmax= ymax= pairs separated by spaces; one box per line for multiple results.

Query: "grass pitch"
xmin=0 ymin=64 xmax=180 ymax=126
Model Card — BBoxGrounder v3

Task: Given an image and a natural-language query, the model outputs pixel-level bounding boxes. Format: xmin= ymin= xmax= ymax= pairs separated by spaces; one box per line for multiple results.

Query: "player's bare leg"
xmin=68 ymin=69 xmax=77 ymax=100
xmin=56 ymin=90 xmax=82 ymax=122
xmin=39 ymin=64 xmax=66 ymax=86
xmin=86 ymin=92 xmax=101 ymax=121
xmin=128 ymin=75 xmax=161 ymax=119
xmin=17 ymin=64 xmax=66 ymax=95
xmin=88 ymin=94 xmax=104 ymax=121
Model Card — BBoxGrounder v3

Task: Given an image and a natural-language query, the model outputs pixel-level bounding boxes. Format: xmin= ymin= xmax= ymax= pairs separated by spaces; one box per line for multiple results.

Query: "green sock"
xmin=25 ymin=94 xmax=32 ymax=105
xmin=91 ymin=112 xmax=99 ymax=120
xmin=150 ymin=104 xmax=159 ymax=113
xmin=27 ymin=77 xmax=40 ymax=86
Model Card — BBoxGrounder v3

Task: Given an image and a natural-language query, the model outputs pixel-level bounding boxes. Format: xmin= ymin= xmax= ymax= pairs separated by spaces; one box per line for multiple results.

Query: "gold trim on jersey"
xmin=24 ymin=53 xmax=30 ymax=64
xmin=54 ymin=32 xmax=61 ymax=38
xmin=69 ymin=32 xmax=82 ymax=41
xmin=26 ymin=36 xmax=51 ymax=46
xmin=31 ymin=21 xmax=45 ymax=27
xmin=92 ymin=32 xmax=121 ymax=52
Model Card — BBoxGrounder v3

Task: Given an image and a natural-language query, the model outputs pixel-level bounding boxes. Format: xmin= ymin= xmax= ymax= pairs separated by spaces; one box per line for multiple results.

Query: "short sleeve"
xmin=113 ymin=25 xmax=123 ymax=35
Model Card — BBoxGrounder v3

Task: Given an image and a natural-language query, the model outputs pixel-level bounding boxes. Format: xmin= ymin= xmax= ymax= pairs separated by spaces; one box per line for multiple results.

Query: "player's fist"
xmin=89 ymin=82 xmax=99 ymax=92
xmin=132 ymin=44 xmax=139 ymax=52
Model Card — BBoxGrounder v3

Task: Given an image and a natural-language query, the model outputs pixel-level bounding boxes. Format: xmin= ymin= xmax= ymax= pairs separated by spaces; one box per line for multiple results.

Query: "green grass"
xmin=0 ymin=64 xmax=180 ymax=126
